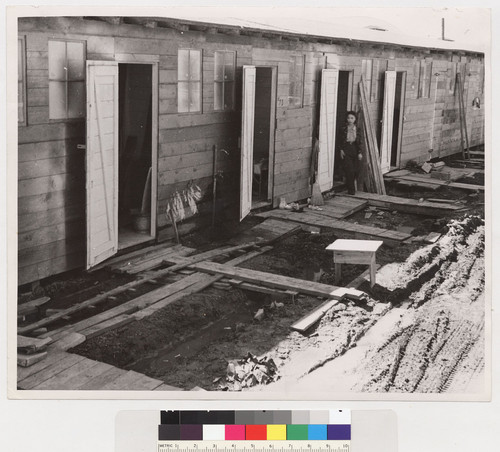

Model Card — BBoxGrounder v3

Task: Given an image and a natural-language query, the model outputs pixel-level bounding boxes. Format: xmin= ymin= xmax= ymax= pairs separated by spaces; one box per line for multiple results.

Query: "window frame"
xmin=214 ymin=50 xmax=236 ymax=111
xmin=48 ymin=38 xmax=87 ymax=122
xmin=289 ymin=54 xmax=305 ymax=108
xmin=18 ymin=35 xmax=27 ymax=126
xmin=177 ymin=48 xmax=202 ymax=114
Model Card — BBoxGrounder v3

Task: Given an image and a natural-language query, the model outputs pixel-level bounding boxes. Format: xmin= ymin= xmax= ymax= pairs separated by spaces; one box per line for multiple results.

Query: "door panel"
xmin=318 ymin=68 xmax=339 ymax=192
xmin=380 ymin=71 xmax=397 ymax=174
xmin=86 ymin=61 xmax=119 ymax=268
xmin=240 ymin=66 xmax=256 ymax=221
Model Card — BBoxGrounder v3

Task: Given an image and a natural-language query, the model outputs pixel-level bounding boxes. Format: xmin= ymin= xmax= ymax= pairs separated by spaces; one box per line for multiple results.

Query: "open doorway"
xmin=391 ymin=71 xmax=406 ymax=168
xmin=334 ymin=70 xmax=353 ymax=180
xmin=118 ymin=63 xmax=154 ymax=249
xmin=252 ymin=67 xmax=275 ymax=206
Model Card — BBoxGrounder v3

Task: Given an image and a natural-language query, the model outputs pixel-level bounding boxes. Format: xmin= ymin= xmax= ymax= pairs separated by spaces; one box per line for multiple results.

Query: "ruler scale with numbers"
xmin=158 ymin=441 xmax=350 ymax=452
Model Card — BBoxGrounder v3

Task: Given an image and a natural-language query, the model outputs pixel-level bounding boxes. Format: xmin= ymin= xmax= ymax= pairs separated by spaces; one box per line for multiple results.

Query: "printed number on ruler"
xmin=158 ymin=441 xmax=350 ymax=452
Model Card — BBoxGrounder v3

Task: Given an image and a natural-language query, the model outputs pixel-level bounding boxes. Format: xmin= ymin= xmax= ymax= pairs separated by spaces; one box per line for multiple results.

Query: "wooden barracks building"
xmin=17 ymin=15 xmax=485 ymax=286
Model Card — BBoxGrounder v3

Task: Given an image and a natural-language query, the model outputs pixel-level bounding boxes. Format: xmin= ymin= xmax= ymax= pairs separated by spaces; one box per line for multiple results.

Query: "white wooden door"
xmin=318 ymin=69 xmax=339 ymax=192
xmin=380 ymin=71 xmax=397 ymax=174
xmin=240 ymin=66 xmax=256 ymax=221
xmin=86 ymin=61 xmax=119 ymax=268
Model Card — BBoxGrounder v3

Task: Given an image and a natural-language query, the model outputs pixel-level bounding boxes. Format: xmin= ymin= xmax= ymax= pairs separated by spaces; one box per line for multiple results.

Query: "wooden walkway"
xmin=344 ymin=192 xmax=464 ymax=217
xmin=17 ymin=219 xmax=301 ymax=391
xmin=384 ymin=172 xmax=484 ymax=192
xmin=17 ymin=348 xmax=180 ymax=391
xmin=254 ymin=208 xmax=411 ymax=246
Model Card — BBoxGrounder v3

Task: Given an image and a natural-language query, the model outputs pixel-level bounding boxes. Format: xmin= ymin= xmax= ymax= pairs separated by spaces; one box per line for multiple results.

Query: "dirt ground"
xmin=69 ymin=179 xmax=486 ymax=394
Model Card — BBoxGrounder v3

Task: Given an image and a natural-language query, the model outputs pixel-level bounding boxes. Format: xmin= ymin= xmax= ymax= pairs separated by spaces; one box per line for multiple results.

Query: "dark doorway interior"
xmin=391 ymin=71 xmax=406 ymax=167
xmin=118 ymin=63 xmax=153 ymax=248
xmin=334 ymin=70 xmax=352 ymax=180
xmin=252 ymin=67 xmax=273 ymax=204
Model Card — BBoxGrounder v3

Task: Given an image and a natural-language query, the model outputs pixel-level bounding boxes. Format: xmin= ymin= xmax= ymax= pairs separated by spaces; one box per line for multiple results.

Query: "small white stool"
xmin=326 ymin=239 xmax=383 ymax=288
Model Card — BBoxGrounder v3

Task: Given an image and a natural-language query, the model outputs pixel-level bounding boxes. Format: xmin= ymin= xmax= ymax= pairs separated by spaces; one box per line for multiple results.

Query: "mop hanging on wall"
xmin=165 ymin=182 xmax=202 ymax=243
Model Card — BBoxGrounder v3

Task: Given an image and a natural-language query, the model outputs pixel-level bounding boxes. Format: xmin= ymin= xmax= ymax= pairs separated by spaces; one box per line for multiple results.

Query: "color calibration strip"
xmin=158 ymin=410 xmax=351 ymax=441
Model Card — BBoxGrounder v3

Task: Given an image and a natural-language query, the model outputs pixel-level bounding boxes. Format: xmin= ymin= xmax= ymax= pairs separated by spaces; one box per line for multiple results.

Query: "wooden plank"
xmin=89 ymin=242 xmax=176 ymax=271
xmin=344 ymin=192 xmax=463 ymax=216
xmin=98 ymin=370 xmax=156 ymax=391
xmin=17 ymin=335 xmax=52 ymax=353
xmin=57 ymin=361 xmax=115 ymax=390
xmin=389 ymin=174 xmax=484 ymax=191
xmin=79 ymin=314 xmax=135 ymax=339
xmin=122 ymin=246 xmax=197 ymax=275
xmin=18 ymin=297 xmax=50 ymax=316
xmin=18 ymin=242 xmax=260 ymax=335
xmin=134 ymin=247 xmax=273 ymax=319
xmin=48 ymin=332 xmax=86 ymax=351
xmin=17 ymin=351 xmax=47 ymax=368
xmin=76 ymin=366 xmax=127 ymax=390
xmin=254 ymin=209 xmax=410 ymax=244
xmin=30 ymin=357 xmax=103 ymax=390
xmin=188 ymin=261 xmax=345 ymax=299
xmin=291 ymin=300 xmax=338 ymax=333
xmin=18 ymin=353 xmax=86 ymax=390
xmin=17 ymin=350 xmax=68 ymax=382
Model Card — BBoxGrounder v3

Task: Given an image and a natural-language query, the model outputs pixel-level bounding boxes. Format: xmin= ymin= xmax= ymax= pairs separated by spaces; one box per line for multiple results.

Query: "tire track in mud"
xmin=350 ymin=216 xmax=486 ymax=393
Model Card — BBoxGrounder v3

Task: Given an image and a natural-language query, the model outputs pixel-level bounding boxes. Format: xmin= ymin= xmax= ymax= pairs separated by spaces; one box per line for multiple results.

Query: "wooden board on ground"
xmin=188 ymin=260 xmax=350 ymax=299
xmin=48 ymin=332 xmax=86 ymax=351
xmin=17 ymin=335 xmax=52 ymax=353
xmin=18 ymin=242 xmax=260 ymax=335
xmin=17 ymin=351 xmax=47 ymax=367
xmin=386 ymin=174 xmax=484 ymax=191
xmin=18 ymin=296 xmax=50 ymax=317
xmin=18 ymin=352 xmax=86 ymax=390
xmin=119 ymin=245 xmax=196 ymax=275
xmin=227 ymin=218 xmax=301 ymax=246
xmin=89 ymin=242 xmax=178 ymax=271
xmin=343 ymin=192 xmax=463 ymax=217
xmin=317 ymin=197 xmax=368 ymax=219
xmin=291 ymin=300 xmax=338 ymax=333
xmin=254 ymin=209 xmax=410 ymax=245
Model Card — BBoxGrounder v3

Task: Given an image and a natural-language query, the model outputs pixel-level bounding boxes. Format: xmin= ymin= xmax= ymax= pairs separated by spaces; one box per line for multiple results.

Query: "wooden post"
xmin=456 ymin=73 xmax=470 ymax=159
xmin=211 ymin=145 xmax=218 ymax=227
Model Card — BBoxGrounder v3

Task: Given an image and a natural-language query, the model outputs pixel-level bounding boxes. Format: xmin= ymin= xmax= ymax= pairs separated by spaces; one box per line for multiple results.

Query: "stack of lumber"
xmin=17 ymin=335 xmax=52 ymax=367
xmin=359 ymin=78 xmax=386 ymax=195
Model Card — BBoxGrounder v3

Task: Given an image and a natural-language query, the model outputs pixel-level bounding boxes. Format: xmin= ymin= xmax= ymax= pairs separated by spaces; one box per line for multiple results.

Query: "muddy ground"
xmin=68 ymin=178 xmax=486 ymax=394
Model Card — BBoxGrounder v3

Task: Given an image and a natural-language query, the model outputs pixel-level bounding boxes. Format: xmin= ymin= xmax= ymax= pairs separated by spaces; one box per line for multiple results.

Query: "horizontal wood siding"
xmin=17 ymin=17 xmax=485 ymax=284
